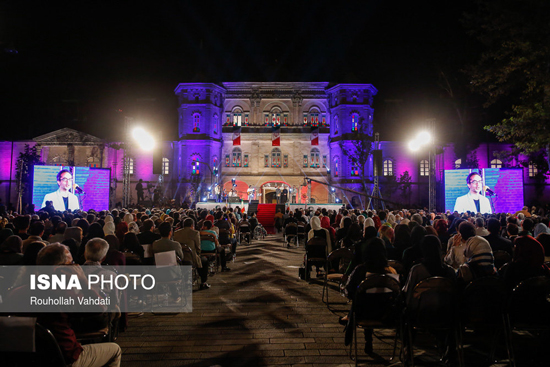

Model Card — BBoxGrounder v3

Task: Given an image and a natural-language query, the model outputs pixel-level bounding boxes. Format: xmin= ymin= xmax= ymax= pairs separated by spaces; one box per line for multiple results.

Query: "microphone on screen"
xmin=73 ymin=184 xmax=84 ymax=194
xmin=484 ymin=186 xmax=495 ymax=196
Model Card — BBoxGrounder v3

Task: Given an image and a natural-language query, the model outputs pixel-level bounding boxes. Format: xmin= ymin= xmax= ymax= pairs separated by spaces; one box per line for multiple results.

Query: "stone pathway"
xmin=117 ymin=234 xmax=531 ymax=367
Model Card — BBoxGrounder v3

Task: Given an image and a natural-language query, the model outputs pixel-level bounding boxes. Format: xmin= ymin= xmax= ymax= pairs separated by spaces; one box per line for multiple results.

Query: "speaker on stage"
xmin=373 ymin=149 xmax=383 ymax=177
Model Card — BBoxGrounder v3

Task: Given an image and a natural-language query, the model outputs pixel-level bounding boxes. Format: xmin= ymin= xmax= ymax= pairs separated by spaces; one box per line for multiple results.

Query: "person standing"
xmin=275 ymin=186 xmax=281 ymax=204
xmin=136 ymin=179 xmax=144 ymax=204
xmin=453 ymin=172 xmax=492 ymax=214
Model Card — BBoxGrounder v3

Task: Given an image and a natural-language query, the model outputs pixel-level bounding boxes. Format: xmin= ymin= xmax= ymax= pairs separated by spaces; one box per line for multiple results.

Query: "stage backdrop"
xmin=33 ymin=166 xmax=110 ymax=212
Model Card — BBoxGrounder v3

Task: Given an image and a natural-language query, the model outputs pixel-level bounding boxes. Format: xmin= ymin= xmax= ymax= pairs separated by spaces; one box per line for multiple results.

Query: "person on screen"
xmin=41 ymin=169 xmax=80 ymax=212
xmin=453 ymin=172 xmax=492 ymax=214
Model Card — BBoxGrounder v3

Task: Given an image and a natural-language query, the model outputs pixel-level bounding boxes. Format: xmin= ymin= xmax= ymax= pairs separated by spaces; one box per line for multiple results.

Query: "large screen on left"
xmin=33 ymin=166 xmax=110 ymax=212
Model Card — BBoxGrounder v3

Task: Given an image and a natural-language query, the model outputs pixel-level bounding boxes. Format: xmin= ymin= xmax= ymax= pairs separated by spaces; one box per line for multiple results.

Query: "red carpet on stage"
xmin=256 ymin=204 xmax=277 ymax=234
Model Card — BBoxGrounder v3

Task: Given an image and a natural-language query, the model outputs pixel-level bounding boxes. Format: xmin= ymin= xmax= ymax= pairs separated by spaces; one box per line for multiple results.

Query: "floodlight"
xmin=132 ymin=128 xmax=156 ymax=151
xmin=408 ymin=140 xmax=420 ymax=152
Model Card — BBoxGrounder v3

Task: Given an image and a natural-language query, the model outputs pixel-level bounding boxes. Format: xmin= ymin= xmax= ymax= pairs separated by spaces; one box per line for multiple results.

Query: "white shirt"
xmin=41 ymin=189 xmax=80 ymax=211
xmin=453 ymin=192 xmax=492 ymax=214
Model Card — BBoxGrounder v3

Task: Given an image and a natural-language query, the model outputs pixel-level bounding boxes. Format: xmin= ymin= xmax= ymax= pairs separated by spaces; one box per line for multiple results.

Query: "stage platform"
xmin=194 ymin=201 xmax=344 ymax=213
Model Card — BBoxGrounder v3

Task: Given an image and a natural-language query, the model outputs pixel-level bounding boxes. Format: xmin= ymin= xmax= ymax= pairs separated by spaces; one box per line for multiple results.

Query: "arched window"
xmin=310 ymin=148 xmax=320 ymax=168
xmin=232 ymin=148 xmax=242 ymax=167
xmin=333 ymin=157 xmax=339 ymax=177
xmin=192 ymin=113 xmax=200 ymax=132
xmin=213 ymin=114 xmax=219 ymax=134
xmin=529 ymin=162 xmax=538 ymax=177
xmin=212 ymin=156 xmax=219 ymax=175
xmin=271 ymin=148 xmax=281 ymax=168
xmin=268 ymin=107 xmax=282 ymax=127
xmin=351 ymin=113 xmax=359 ymax=132
xmin=162 ymin=157 xmax=169 ymax=175
xmin=333 ymin=115 xmax=339 ymax=135
xmin=383 ymin=159 xmax=394 ymax=176
xmin=491 ymin=159 xmax=502 ymax=168
xmin=420 ymin=160 xmax=429 ymax=176
xmin=232 ymin=108 xmax=242 ymax=127
xmin=191 ymin=159 xmax=199 ymax=175
xmin=454 ymin=158 xmax=462 ymax=169
xmin=87 ymin=156 xmax=101 ymax=168
xmin=307 ymin=108 xmax=320 ymax=127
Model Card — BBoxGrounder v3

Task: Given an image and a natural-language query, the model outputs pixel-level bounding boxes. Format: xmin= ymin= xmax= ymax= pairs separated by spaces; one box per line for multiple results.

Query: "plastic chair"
xmin=152 ymin=250 xmax=183 ymax=308
xmin=0 ymin=316 xmax=68 ymax=367
xmin=304 ymin=237 xmax=328 ymax=281
xmin=297 ymin=224 xmax=306 ymax=245
xmin=506 ymin=276 xmax=550 ymax=367
xmin=284 ymin=223 xmax=298 ymax=247
xmin=405 ymin=276 xmax=463 ymax=367
xmin=322 ymin=247 xmax=353 ymax=305
xmin=460 ymin=276 xmax=513 ymax=366
xmin=350 ymin=274 xmax=402 ymax=366
xmin=239 ymin=224 xmax=251 ymax=244
xmin=201 ymin=233 xmax=220 ymax=274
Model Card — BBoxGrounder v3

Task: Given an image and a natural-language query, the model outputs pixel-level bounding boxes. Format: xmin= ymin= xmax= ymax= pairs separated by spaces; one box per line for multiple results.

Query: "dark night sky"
xmin=0 ymin=0 xmax=497 ymax=143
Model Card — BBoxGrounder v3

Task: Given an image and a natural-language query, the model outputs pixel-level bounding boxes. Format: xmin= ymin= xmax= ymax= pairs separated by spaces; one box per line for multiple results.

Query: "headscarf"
xmin=123 ymin=213 xmax=134 ymax=225
xmin=434 ymin=219 xmax=448 ymax=237
xmin=387 ymin=214 xmax=396 ymax=227
xmin=128 ymin=221 xmax=140 ymax=234
xmin=373 ymin=216 xmax=382 ymax=231
xmin=310 ymin=216 xmax=322 ymax=231
xmin=205 ymin=214 xmax=215 ymax=223
xmin=513 ymin=236 xmax=547 ymax=269
xmin=103 ymin=215 xmax=115 ymax=236
xmin=115 ymin=222 xmax=129 ymax=245
xmin=320 ymin=216 xmax=336 ymax=239
xmin=0 ymin=235 xmax=23 ymax=253
xmin=464 ymin=236 xmax=496 ymax=277
xmin=420 ymin=235 xmax=448 ymax=277
xmin=87 ymin=222 xmax=105 ymax=239
xmin=364 ymin=217 xmax=375 ymax=228
xmin=533 ymin=223 xmax=550 ymax=238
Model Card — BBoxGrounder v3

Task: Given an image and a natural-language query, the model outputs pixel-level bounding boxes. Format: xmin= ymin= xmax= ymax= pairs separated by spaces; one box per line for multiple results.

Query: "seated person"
xmin=200 ymin=220 xmax=230 ymax=272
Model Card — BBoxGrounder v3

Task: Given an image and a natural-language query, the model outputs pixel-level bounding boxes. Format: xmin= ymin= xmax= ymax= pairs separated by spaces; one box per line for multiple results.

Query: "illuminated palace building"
xmin=1 ymin=82 xmax=549 ymax=210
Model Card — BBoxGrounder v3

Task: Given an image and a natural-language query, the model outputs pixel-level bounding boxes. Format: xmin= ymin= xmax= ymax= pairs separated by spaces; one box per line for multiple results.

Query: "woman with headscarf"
xmin=343 ymin=223 xmax=363 ymax=248
xmin=336 ymin=217 xmax=352 ymax=245
xmin=404 ymin=235 xmax=456 ymax=303
xmin=372 ymin=215 xmax=382 ymax=231
xmin=103 ymin=215 xmax=115 ymax=236
xmin=307 ymin=216 xmax=332 ymax=254
xmin=444 ymin=219 xmax=467 ymax=269
xmin=434 ymin=219 xmax=450 ymax=250
xmin=122 ymin=232 xmax=145 ymax=262
xmin=104 ymin=234 xmax=126 ymax=267
xmin=320 ymin=216 xmax=336 ymax=247
xmin=502 ymin=236 xmax=550 ymax=288
xmin=458 ymin=236 xmax=496 ymax=284
xmin=393 ymin=224 xmax=412 ymax=261
xmin=123 ymin=212 xmax=134 ymax=226
xmin=115 ymin=221 xmax=129 ymax=245
xmin=128 ymin=221 xmax=140 ymax=235
xmin=379 ymin=225 xmax=396 ymax=259
xmin=0 ymin=228 xmax=13 ymax=244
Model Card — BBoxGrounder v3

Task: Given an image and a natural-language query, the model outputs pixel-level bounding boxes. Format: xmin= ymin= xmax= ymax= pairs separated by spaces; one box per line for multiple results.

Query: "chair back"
xmin=180 ymin=243 xmax=194 ymax=264
xmin=493 ymin=250 xmax=512 ymax=270
xmin=218 ymin=229 xmax=231 ymax=245
xmin=285 ymin=223 xmax=298 ymax=235
xmin=123 ymin=250 xmax=142 ymax=265
xmin=409 ymin=276 xmax=456 ymax=329
xmin=200 ymin=233 xmax=217 ymax=243
xmin=154 ymin=250 xmax=178 ymax=267
xmin=354 ymin=274 xmax=401 ymax=325
xmin=508 ymin=275 xmax=550 ymax=328
xmin=388 ymin=260 xmax=405 ymax=275
xmin=460 ymin=276 xmax=507 ymax=328
xmin=306 ymin=237 xmax=327 ymax=260
xmin=327 ymin=248 xmax=353 ymax=273
xmin=239 ymin=224 xmax=250 ymax=233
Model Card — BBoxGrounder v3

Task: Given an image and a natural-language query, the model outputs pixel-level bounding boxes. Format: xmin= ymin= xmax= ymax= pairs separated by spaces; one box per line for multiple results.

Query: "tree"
xmin=338 ymin=117 xmax=374 ymax=194
xmin=463 ymin=0 xmax=550 ymax=167
xmin=398 ymin=171 xmax=412 ymax=205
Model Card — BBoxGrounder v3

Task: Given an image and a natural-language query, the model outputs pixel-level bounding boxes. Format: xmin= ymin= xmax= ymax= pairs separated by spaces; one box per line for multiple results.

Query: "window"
xmin=454 ymin=159 xmax=462 ymax=169
xmin=491 ymin=159 xmax=502 ymax=168
xmin=303 ymin=155 xmax=308 ymax=168
xmin=323 ymin=155 xmax=327 ymax=168
xmin=193 ymin=113 xmax=200 ymax=132
xmin=529 ymin=162 xmax=538 ymax=177
xmin=420 ymin=159 xmax=429 ymax=176
xmin=383 ymin=159 xmax=394 ymax=176
xmin=162 ymin=157 xmax=169 ymax=175
xmin=192 ymin=160 xmax=199 ymax=175
xmin=213 ymin=156 xmax=219 ymax=175
xmin=225 ymin=114 xmax=231 ymax=126
xmin=264 ymin=155 xmax=269 ymax=167
xmin=351 ymin=113 xmax=359 ymax=132
xmin=310 ymin=148 xmax=320 ymax=168
xmin=124 ymin=158 xmax=134 ymax=175
xmin=333 ymin=157 xmax=339 ymax=177
xmin=271 ymin=148 xmax=281 ymax=168
xmin=310 ymin=113 xmax=319 ymax=127
xmin=232 ymin=148 xmax=242 ymax=167
xmin=283 ymin=155 xmax=288 ymax=168
xmin=225 ymin=154 xmax=230 ymax=167
xmin=213 ymin=115 xmax=218 ymax=134
xmin=334 ymin=115 xmax=339 ymax=135
xmin=87 ymin=156 xmax=100 ymax=168
xmin=350 ymin=160 xmax=359 ymax=176
xmin=304 ymin=108 xmax=321 ymax=126
xmin=244 ymin=154 xmax=249 ymax=167
xmin=233 ymin=109 xmax=242 ymax=127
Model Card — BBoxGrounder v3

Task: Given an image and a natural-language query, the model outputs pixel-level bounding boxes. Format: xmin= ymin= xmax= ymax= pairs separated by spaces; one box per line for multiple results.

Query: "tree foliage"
xmin=16 ymin=144 xmax=43 ymax=205
xmin=338 ymin=118 xmax=373 ymax=193
xmin=463 ymin=0 xmax=550 ymax=158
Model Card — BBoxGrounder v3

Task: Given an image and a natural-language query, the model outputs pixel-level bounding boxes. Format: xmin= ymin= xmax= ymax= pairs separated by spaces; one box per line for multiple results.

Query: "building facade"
xmin=0 ymin=82 xmax=548 ymax=211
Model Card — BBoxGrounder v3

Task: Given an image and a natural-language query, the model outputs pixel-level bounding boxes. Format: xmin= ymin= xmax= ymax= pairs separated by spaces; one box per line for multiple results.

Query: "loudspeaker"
xmin=373 ymin=149 xmax=383 ymax=176
xmin=153 ymin=147 xmax=162 ymax=175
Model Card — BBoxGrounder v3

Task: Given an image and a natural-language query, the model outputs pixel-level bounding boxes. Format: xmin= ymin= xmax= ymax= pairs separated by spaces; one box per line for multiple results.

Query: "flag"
xmin=272 ymin=126 xmax=280 ymax=146
xmin=232 ymin=126 xmax=241 ymax=146
xmin=310 ymin=127 xmax=319 ymax=145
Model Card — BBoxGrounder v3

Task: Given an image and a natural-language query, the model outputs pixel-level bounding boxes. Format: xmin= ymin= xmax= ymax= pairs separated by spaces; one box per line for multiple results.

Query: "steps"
xmin=256 ymin=204 xmax=277 ymax=234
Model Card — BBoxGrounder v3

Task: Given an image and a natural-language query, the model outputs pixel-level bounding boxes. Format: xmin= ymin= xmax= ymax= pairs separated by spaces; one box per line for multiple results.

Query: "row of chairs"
xmin=284 ymin=223 xmax=307 ymax=247
xmin=347 ymin=274 xmax=550 ymax=366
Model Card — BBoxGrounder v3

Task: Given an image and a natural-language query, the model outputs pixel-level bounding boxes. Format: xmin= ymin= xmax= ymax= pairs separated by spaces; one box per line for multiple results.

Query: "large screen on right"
xmin=444 ymin=168 xmax=524 ymax=214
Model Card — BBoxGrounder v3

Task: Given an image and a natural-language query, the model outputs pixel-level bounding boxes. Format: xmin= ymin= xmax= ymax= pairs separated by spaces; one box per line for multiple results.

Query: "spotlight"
xmin=132 ymin=127 xmax=155 ymax=151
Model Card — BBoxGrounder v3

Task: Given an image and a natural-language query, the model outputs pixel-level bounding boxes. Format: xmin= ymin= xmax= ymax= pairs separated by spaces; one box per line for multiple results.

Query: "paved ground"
xmin=117 ymin=234 xmax=541 ymax=367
